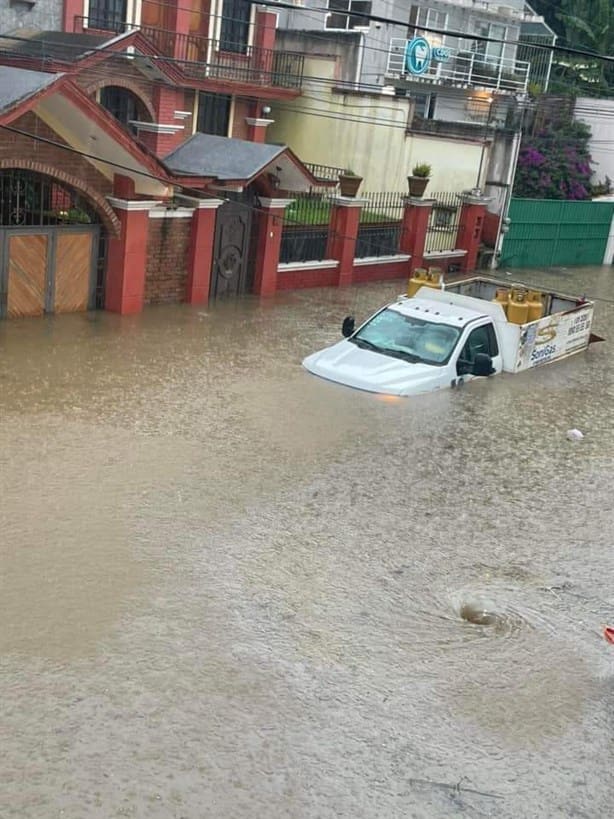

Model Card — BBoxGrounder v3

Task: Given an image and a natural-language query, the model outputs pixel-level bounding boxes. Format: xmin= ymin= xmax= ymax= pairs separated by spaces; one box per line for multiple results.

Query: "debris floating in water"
xmin=566 ymin=429 xmax=584 ymax=441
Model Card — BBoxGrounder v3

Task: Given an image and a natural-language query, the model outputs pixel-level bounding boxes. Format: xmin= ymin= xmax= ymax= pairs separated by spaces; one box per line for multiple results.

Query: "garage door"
xmin=7 ymin=234 xmax=48 ymax=318
xmin=1 ymin=228 xmax=97 ymax=319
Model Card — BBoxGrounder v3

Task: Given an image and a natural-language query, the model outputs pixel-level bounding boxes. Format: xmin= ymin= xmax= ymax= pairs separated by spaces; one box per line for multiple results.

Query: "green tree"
xmin=554 ymin=0 xmax=614 ymax=93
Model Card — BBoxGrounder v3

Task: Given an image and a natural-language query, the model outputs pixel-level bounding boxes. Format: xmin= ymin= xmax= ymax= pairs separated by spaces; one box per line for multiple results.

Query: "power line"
xmin=0 ymin=121 xmax=412 ymax=255
xmin=0 ymin=34 xmax=516 ymax=137
xmin=249 ymin=0 xmax=614 ymax=64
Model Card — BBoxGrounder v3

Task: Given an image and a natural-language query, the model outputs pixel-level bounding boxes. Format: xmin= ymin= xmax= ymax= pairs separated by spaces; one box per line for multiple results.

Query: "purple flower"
xmin=521 ymin=147 xmax=546 ymax=166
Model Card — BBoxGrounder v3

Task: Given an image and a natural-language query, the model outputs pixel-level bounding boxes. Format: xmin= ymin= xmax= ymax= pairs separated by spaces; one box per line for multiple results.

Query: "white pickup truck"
xmin=302 ymin=277 xmax=598 ymax=397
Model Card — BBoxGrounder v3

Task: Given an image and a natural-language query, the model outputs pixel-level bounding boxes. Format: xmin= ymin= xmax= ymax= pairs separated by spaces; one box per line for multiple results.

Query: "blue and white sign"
xmin=405 ymin=37 xmax=431 ymax=75
xmin=405 ymin=37 xmax=451 ymax=75
xmin=433 ymin=46 xmax=451 ymax=62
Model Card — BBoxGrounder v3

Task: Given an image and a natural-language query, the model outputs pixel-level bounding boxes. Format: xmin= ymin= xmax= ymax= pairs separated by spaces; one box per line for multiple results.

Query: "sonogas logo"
xmin=405 ymin=37 xmax=432 ymax=75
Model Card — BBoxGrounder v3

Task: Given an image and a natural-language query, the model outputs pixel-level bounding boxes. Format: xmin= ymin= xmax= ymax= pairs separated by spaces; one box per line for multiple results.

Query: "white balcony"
xmin=386 ymin=38 xmax=530 ymax=94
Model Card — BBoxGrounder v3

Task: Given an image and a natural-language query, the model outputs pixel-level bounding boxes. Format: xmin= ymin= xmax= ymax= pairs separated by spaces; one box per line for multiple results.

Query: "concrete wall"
xmin=0 ymin=0 xmax=62 ymax=32
xmin=575 ymin=97 xmax=614 ymax=186
xmin=275 ymin=29 xmax=362 ymax=87
xmin=267 ymin=54 xmax=484 ymax=194
xmin=276 ymin=0 xmax=522 ymax=87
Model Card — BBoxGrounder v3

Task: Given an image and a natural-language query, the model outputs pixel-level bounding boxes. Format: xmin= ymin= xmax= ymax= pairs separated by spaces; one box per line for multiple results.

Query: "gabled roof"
xmin=164 ymin=133 xmax=287 ymax=180
xmin=0 ymin=66 xmax=172 ymax=197
xmin=0 ymin=28 xmax=182 ymax=86
xmin=0 ymin=65 xmax=63 ymax=114
xmin=0 ymin=30 xmax=110 ymax=61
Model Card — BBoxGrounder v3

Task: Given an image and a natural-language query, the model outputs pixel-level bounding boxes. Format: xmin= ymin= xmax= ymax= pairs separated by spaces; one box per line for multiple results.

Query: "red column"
xmin=63 ymin=0 xmax=82 ymax=31
xmin=253 ymin=198 xmax=294 ymax=296
xmin=165 ymin=0 xmax=191 ymax=58
xmin=136 ymin=125 xmax=186 ymax=158
xmin=105 ymin=198 xmax=160 ymax=314
xmin=135 ymin=86 xmax=186 ymax=156
xmin=183 ymin=198 xmax=224 ymax=305
xmin=399 ymin=197 xmax=435 ymax=273
xmin=254 ymin=10 xmax=276 ymax=81
xmin=455 ymin=194 xmax=490 ymax=272
xmin=326 ymin=197 xmax=364 ymax=287
xmin=245 ymin=117 xmax=274 ymax=144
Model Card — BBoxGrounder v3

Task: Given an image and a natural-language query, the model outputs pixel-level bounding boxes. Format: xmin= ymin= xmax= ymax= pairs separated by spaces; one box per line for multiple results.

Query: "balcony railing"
xmin=303 ymin=162 xmax=345 ymax=183
xmin=386 ymin=38 xmax=530 ymax=94
xmin=74 ymin=17 xmax=304 ymax=90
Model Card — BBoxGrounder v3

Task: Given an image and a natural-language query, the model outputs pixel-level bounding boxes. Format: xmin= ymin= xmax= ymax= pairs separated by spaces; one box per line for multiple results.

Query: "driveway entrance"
xmin=0 ymin=169 xmax=103 ymax=319
xmin=1 ymin=227 xmax=98 ymax=318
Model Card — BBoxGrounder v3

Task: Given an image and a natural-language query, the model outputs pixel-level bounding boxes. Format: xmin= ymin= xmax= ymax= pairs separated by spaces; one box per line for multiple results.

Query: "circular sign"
xmin=405 ymin=37 xmax=432 ymax=76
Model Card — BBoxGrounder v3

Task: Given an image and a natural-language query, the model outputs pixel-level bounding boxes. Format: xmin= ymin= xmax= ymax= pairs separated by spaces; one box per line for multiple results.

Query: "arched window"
xmin=100 ymin=86 xmax=151 ymax=134
xmin=0 ymin=170 xmax=101 ymax=226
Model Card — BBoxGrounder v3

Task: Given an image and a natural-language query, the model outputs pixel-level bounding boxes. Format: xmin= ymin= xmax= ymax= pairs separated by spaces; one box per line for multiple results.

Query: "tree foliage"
xmin=546 ymin=0 xmax=614 ymax=94
xmin=513 ymin=120 xmax=594 ymax=200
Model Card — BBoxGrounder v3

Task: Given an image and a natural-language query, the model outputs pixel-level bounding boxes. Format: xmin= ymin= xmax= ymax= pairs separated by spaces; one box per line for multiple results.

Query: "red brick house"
xmin=0 ymin=6 xmax=326 ymax=319
xmin=0 ymin=2 xmax=491 ymax=319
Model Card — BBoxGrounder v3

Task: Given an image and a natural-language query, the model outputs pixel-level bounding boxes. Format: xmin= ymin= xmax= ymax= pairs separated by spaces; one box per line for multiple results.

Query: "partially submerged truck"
xmin=302 ymin=276 xmax=599 ymax=397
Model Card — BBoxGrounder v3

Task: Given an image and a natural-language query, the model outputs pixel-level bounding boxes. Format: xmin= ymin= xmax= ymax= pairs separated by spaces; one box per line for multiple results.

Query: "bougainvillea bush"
xmin=513 ymin=121 xmax=594 ymax=200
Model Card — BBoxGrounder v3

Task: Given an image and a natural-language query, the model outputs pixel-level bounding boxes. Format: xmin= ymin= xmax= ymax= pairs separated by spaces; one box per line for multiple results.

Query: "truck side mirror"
xmin=472 ymin=352 xmax=495 ymax=377
xmin=342 ymin=316 xmax=355 ymax=337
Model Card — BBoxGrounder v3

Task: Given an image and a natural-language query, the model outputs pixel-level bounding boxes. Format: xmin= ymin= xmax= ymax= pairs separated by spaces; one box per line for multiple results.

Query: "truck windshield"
xmin=351 ymin=307 xmax=461 ymax=366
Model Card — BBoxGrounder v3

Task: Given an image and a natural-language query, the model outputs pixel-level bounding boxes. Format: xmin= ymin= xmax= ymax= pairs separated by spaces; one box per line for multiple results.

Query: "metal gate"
xmin=500 ymin=198 xmax=614 ymax=268
xmin=0 ymin=226 xmax=99 ymax=318
xmin=210 ymin=196 xmax=253 ymax=299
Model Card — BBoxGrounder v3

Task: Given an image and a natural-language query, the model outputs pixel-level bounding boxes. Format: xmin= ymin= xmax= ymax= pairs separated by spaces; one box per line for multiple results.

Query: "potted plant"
xmin=338 ymin=169 xmax=363 ymax=197
xmin=408 ymin=162 xmax=432 ymax=197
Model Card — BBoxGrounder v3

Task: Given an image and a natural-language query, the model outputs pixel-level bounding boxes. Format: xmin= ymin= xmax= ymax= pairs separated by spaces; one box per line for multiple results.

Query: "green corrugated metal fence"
xmin=500 ymin=198 xmax=614 ymax=268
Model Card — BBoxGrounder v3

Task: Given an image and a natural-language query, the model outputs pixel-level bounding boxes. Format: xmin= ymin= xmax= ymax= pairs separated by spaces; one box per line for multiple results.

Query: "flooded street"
xmin=1 ymin=266 xmax=613 ymax=818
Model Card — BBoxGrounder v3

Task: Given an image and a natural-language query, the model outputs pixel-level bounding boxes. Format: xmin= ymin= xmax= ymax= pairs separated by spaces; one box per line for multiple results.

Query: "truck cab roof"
xmin=390 ymin=293 xmax=492 ymax=328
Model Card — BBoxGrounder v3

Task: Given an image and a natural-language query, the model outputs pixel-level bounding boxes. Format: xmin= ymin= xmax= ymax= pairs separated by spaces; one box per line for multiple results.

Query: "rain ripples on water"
xmin=0 ymin=267 xmax=613 ymax=818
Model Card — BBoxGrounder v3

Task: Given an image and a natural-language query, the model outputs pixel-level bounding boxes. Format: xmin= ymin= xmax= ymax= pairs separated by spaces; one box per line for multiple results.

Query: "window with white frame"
xmin=413 ymin=93 xmax=436 ymax=119
xmin=408 ymin=7 xmax=448 ymax=42
xmin=472 ymin=21 xmax=506 ymax=63
xmin=325 ymin=0 xmax=372 ymax=31
xmin=88 ymin=0 xmax=127 ymax=30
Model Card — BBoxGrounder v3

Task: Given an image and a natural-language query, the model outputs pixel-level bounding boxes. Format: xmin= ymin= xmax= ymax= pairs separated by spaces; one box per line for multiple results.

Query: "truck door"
xmin=455 ymin=322 xmax=502 ymax=378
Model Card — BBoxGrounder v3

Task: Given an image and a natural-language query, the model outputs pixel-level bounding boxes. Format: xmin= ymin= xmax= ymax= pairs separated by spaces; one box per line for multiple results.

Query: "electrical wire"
xmin=247 ymin=0 xmax=614 ymax=63
xmin=0 ymin=120 xmax=422 ymax=255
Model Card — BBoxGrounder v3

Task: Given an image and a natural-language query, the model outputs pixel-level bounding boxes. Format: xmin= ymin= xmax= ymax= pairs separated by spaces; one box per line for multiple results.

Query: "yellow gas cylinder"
xmin=527 ymin=290 xmax=544 ymax=322
xmin=507 ymin=288 xmax=529 ymax=325
xmin=424 ymin=267 xmax=443 ymax=289
xmin=407 ymin=268 xmax=428 ymax=297
xmin=492 ymin=287 xmax=510 ymax=317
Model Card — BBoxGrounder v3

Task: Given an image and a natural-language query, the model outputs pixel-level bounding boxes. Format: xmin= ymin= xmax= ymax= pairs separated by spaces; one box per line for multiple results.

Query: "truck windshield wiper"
xmin=352 ymin=337 xmax=382 ymax=352
xmin=378 ymin=348 xmax=422 ymax=363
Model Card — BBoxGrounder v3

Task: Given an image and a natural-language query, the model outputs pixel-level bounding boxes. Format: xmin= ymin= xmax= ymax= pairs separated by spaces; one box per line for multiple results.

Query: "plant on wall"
xmin=411 ymin=163 xmax=432 ymax=178
xmin=513 ymin=120 xmax=594 ymax=200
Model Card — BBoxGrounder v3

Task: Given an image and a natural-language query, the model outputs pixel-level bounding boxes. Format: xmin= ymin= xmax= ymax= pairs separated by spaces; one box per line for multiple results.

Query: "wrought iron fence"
xmin=355 ymin=191 xmax=404 ymax=258
xmin=303 ymin=162 xmax=345 ymax=184
xmin=0 ymin=169 xmax=100 ymax=226
xmin=280 ymin=190 xmax=463 ymax=264
xmin=75 ymin=19 xmax=304 ymax=89
xmin=424 ymin=192 xmax=462 ymax=253
xmin=280 ymin=192 xmax=333 ymax=264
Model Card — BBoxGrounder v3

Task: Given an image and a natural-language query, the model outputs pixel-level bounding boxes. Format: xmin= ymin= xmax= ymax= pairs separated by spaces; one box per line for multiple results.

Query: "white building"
xmin=277 ymin=0 xmax=555 ymax=127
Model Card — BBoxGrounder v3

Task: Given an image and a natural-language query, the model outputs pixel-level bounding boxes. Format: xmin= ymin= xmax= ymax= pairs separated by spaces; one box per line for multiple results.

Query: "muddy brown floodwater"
xmin=1 ymin=266 xmax=613 ymax=818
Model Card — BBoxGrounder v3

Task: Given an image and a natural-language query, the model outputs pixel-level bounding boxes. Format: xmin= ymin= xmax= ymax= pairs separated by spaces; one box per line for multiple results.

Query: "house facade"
xmin=0 ymin=0 xmax=326 ymax=318
xmin=0 ymin=0 xmax=502 ymax=321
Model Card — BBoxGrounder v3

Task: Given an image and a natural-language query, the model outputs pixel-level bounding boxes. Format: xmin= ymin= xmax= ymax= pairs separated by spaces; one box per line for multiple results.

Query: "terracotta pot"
xmin=338 ymin=174 xmax=363 ymax=197
xmin=407 ymin=175 xmax=430 ymax=197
